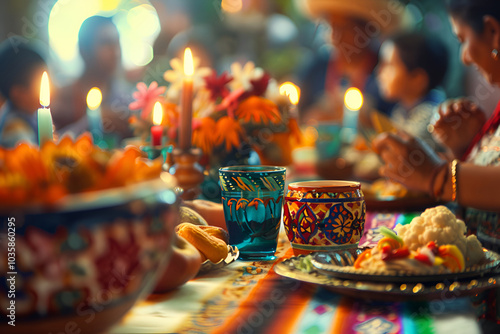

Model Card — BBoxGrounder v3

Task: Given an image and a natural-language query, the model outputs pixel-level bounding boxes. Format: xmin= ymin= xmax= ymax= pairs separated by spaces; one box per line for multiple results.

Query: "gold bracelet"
xmin=451 ymin=159 xmax=459 ymax=202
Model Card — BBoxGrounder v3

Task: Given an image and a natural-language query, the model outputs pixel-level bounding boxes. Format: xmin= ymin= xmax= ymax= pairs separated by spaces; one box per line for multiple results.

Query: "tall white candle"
xmin=37 ymin=71 xmax=53 ymax=145
xmin=86 ymin=87 xmax=103 ymax=142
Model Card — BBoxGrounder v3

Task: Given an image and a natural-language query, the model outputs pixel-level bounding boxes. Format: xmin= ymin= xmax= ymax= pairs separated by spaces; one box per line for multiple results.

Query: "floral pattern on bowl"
xmin=283 ymin=181 xmax=366 ymax=252
xmin=0 ymin=176 xmax=179 ymax=334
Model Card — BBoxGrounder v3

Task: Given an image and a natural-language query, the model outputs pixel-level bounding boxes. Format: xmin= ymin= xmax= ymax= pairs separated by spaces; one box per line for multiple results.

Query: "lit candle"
xmin=344 ymin=87 xmax=363 ymax=112
xmin=342 ymin=87 xmax=364 ymax=143
xmin=37 ymin=71 xmax=53 ymax=145
xmin=86 ymin=87 xmax=103 ymax=141
xmin=279 ymin=81 xmax=300 ymax=117
xmin=151 ymin=101 xmax=163 ymax=146
xmin=179 ymin=47 xmax=194 ymax=151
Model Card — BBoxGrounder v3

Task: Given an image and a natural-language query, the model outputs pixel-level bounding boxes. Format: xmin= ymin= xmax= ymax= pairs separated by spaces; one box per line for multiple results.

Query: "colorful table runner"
xmin=111 ymin=213 xmax=482 ymax=334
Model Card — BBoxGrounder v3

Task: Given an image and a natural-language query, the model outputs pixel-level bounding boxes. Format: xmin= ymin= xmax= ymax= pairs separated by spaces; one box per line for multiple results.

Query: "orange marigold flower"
xmin=215 ymin=116 xmax=243 ymax=152
xmin=162 ymin=102 xmax=179 ymax=127
xmin=235 ymin=96 xmax=281 ymax=125
xmin=193 ymin=117 xmax=217 ymax=154
xmin=288 ymin=118 xmax=303 ymax=145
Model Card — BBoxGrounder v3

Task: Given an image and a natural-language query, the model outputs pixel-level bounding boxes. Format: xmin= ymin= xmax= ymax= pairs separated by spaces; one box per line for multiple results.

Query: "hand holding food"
xmin=432 ymin=98 xmax=486 ymax=159
xmin=372 ymin=132 xmax=445 ymax=195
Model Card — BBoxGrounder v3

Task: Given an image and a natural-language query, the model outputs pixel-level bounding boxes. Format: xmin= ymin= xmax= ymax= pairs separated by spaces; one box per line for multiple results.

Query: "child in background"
xmin=377 ymin=32 xmax=449 ymax=148
xmin=345 ymin=32 xmax=449 ymax=180
xmin=0 ymin=43 xmax=48 ymax=148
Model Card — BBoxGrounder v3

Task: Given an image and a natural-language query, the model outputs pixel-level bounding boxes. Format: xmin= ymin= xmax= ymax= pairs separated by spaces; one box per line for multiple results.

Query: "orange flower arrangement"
xmin=129 ymin=60 xmax=301 ymax=165
xmin=0 ymin=134 xmax=162 ymax=207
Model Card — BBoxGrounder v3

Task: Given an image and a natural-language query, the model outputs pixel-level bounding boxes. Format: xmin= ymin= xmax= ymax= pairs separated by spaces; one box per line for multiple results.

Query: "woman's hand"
xmin=431 ymin=98 xmax=486 ymax=159
xmin=373 ymin=132 xmax=445 ymax=194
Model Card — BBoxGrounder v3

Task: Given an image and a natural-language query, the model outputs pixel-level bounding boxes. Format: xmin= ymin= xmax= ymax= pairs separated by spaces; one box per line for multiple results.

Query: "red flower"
xmin=240 ymin=73 xmax=271 ymax=101
xmin=249 ymin=72 xmax=270 ymax=96
xmin=204 ymin=71 xmax=233 ymax=101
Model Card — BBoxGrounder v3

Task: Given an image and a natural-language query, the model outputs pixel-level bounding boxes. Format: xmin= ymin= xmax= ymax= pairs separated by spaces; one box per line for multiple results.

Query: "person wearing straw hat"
xmin=297 ymin=0 xmax=410 ymax=123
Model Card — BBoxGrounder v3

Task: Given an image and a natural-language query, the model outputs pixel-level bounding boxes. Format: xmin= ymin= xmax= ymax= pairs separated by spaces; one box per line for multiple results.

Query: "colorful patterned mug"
xmin=219 ymin=166 xmax=286 ymax=261
xmin=283 ymin=181 xmax=365 ymax=253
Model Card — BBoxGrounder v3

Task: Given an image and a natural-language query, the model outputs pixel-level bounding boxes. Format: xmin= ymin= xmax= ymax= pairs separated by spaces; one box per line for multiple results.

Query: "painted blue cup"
xmin=219 ymin=166 xmax=286 ymax=261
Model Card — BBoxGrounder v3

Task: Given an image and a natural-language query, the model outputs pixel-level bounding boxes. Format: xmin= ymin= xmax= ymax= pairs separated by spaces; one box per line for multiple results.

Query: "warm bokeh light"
xmin=152 ymin=101 xmax=163 ymax=125
xmin=303 ymin=126 xmax=318 ymax=146
xmin=48 ymin=0 xmax=160 ymax=77
xmin=40 ymin=72 xmax=50 ymax=107
xmin=100 ymin=0 xmax=120 ymax=11
xmin=279 ymin=82 xmax=301 ymax=105
xmin=184 ymin=48 xmax=194 ymax=76
xmin=86 ymin=87 xmax=103 ymax=110
xmin=344 ymin=87 xmax=364 ymax=111
xmin=127 ymin=4 xmax=159 ymax=37
xmin=221 ymin=0 xmax=243 ymax=13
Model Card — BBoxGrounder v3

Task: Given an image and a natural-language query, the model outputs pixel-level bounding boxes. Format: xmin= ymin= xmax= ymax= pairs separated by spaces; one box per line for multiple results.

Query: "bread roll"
xmin=176 ymin=223 xmax=228 ymax=263
xmin=198 ymin=225 xmax=229 ymax=244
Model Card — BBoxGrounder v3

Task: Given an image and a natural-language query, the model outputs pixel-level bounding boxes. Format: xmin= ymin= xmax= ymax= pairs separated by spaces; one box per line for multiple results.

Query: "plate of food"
xmin=310 ymin=247 xmax=500 ymax=283
xmin=361 ymin=179 xmax=437 ymax=211
xmin=275 ymin=206 xmax=500 ymax=300
xmin=274 ymin=254 xmax=500 ymax=301
xmin=313 ymin=206 xmax=498 ymax=281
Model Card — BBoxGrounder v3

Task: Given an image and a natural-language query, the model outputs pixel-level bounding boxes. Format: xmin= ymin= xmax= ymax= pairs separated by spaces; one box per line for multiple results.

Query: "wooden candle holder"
xmin=170 ymin=148 xmax=205 ymax=200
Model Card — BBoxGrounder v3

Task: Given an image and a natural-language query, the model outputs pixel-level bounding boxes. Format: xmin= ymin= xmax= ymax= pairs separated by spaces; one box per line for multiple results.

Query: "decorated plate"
xmin=197 ymin=245 xmax=239 ymax=276
xmin=274 ymin=254 xmax=500 ymax=301
xmin=364 ymin=196 xmax=438 ymax=211
xmin=360 ymin=181 xmax=438 ymax=211
xmin=309 ymin=248 xmax=500 ymax=283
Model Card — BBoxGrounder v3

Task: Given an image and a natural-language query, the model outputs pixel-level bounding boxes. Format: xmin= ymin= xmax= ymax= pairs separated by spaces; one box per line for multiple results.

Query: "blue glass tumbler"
xmin=219 ymin=166 xmax=286 ymax=261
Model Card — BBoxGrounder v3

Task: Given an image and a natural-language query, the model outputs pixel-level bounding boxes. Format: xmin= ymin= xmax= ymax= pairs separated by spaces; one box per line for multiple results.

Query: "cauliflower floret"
xmin=465 ymin=235 xmax=485 ymax=266
xmin=394 ymin=206 xmax=484 ymax=266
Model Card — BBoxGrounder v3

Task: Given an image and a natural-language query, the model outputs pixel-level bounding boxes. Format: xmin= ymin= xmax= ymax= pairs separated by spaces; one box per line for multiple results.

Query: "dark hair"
xmin=389 ymin=32 xmax=448 ymax=92
xmin=0 ymin=42 xmax=46 ymax=99
xmin=446 ymin=0 xmax=500 ymax=33
xmin=78 ymin=15 xmax=116 ymax=56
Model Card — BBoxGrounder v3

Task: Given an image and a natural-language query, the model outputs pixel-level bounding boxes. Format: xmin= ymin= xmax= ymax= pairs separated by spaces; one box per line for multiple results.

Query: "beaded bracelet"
xmin=451 ymin=159 xmax=459 ymax=202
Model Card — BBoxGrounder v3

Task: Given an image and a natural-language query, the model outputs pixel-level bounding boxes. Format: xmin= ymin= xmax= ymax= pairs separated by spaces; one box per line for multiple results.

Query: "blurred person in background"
xmin=376 ymin=31 xmax=449 ymax=149
xmin=52 ymin=15 xmax=133 ymax=145
xmin=374 ymin=0 xmax=500 ymax=251
xmin=344 ymin=31 xmax=449 ymax=180
xmin=297 ymin=0 xmax=410 ymax=124
xmin=0 ymin=42 xmax=47 ymax=148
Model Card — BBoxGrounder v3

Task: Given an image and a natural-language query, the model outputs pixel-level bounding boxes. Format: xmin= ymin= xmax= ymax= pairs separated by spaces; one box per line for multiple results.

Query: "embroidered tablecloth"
xmin=110 ymin=213 xmax=483 ymax=334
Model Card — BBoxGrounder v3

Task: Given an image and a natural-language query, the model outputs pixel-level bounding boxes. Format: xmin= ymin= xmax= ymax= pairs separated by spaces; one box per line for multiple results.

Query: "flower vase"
xmin=252 ymin=131 xmax=293 ymax=166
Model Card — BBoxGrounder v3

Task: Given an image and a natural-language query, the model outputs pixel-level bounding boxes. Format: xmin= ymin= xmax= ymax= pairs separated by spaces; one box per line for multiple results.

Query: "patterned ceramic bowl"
xmin=0 ymin=174 xmax=179 ymax=334
xmin=283 ymin=181 xmax=365 ymax=253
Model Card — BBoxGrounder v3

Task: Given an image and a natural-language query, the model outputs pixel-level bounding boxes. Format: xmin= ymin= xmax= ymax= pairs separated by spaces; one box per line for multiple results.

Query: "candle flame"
xmin=344 ymin=87 xmax=364 ymax=111
xmin=279 ymin=81 xmax=300 ymax=105
xmin=40 ymin=71 xmax=50 ymax=107
xmin=86 ymin=87 xmax=102 ymax=110
xmin=184 ymin=48 xmax=194 ymax=76
xmin=152 ymin=101 xmax=163 ymax=125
